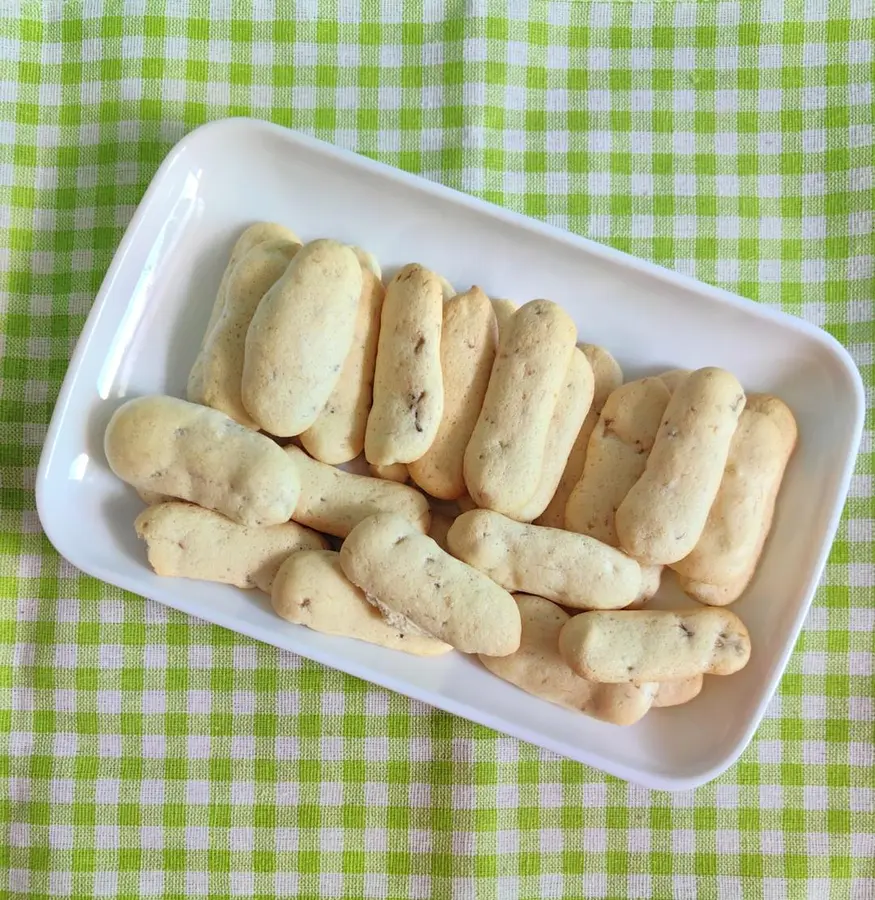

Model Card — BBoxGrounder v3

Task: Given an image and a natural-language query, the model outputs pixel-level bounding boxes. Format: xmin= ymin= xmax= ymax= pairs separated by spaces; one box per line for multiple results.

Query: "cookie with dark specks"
xmin=558 ymin=608 xmax=751 ymax=683
xmin=479 ymin=594 xmax=657 ymax=726
xmin=365 ymin=264 xmax=445 ymax=465
xmin=339 ymin=513 xmax=521 ymax=656
xmin=272 ymin=550 xmax=451 ymax=655
xmin=615 ymin=367 xmax=746 ymax=565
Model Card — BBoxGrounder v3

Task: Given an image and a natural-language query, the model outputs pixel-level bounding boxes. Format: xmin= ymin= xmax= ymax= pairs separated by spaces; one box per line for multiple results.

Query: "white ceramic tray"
xmin=37 ymin=118 xmax=864 ymax=790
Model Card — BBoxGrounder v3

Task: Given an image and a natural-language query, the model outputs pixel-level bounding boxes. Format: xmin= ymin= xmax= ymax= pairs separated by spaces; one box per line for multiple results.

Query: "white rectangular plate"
xmin=37 ymin=118 xmax=864 ymax=790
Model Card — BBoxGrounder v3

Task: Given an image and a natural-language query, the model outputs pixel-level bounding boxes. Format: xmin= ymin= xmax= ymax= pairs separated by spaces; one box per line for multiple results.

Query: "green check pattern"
xmin=1 ymin=2 xmax=873 ymax=898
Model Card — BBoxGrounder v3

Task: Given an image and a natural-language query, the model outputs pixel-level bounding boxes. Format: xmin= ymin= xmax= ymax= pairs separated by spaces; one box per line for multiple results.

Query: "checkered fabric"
xmin=1 ymin=2 xmax=873 ymax=898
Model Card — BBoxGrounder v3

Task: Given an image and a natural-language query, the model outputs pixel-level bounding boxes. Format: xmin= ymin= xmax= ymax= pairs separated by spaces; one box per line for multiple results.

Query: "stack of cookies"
xmin=103 ymin=222 xmax=798 ymax=727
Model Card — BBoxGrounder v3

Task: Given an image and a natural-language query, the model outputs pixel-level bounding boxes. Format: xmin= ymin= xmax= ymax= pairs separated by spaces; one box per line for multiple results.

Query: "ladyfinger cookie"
xmin=672 ymin=394 xmax=797 ymax=605
xmin=427 ymin=510 xmax=455 ymax=552
xmin=490 ymin=298 xmax=517 ymax=341
xmin=365 ymin=264 xmax=445 ymax=465
xmin=242 ymin=239 xmax=363 ymax=436
xmin=479 ymin=595 xmax=657 ymax=726
xmin=508 ymin=347 xmax=594 ymax=521
xmin=339 ymin=513 xmax=521 ymax=656
xmin=447 ymin=509 xmax=642 ymax=610
xmin=368 ymin=462 xmax=409 ymax=483
xmin=565 ymin=377 xmax=671 ymax=546
xmin=285 ymin=446 xmax=429 ymax=538
xmin=615 ymin=367 xmax=746 ymax=565
xmin=437 ymin=274 xmax=456 ymax=301
xmin=188 ymin=222 xmax=299 ymax=402
xmin=652 ymin=674 xmax=704 ymax=708
xmin=299 ymin=267 xmax=386 ymax=463
xmin=194 ymin=239 xmax=299 ymax=429
xmin=535 ymin=343 xmax=623 ymax=529
xmin=272 ymin=550 xmax=451 ymax=655
xmin=456 ymin=493 xmax=478 ymax=513
xmin=135 ymin=501 xmax=327 ymax=592
xmin=558 ymin=608 xmax=751 ymax=683
xmin=658 ymin=368 xmax=691 ymax=395
xmin=351 ymin=246 xmax=381 ymax=281
xmin=408 ymin=286 xmax=498 ymax=499
xmin=464 ymin=300 xmax=577 ymax=516
xmin=105 ymin=396 xmax=299 ymax=526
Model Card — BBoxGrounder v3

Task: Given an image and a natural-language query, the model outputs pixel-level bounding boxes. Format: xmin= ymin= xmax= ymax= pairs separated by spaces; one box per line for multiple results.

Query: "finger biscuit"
xmin=272 ymin=550 xmax=451 ymax=655
xmin=490 ymin=298 xmax=517 ymax=341
xmin=427 ymin=510 xmax=455 ymax=552
xmin=299 ymin=267 xmax=386 ymax=463
xmin=558 ymin=608 xmax=751 ymax=683
xmin=437 ymin=274 xmax=456 ymax=301
xmin=658 ymin=368 xmax=691 ymax=395
xmin=464 ymin=300 xmax=577 ymax=516
xmin=242 ymin=239 xmax=363 ymax=436
xmin=479 ymin=595 xmax=657 ymax=725
xmin=137 ymin=488 xmax=169 ymax=505
xmin=286 ymin=446 xmax=429 ymax=538
xmin=509 ymin=347 xmax=594 ymax=521
xmin=368 ymin=462 xmax=409 ymax=483
xmin=351 ymin=246 xmax=381 ymax=281
xmin=535 ymin=344 xmax=623 ymax=529
xmin=672 ymin=394 xmax=797 ymax=605
xmin=188 ymin=222 xmax=299 ymax=402
xmin=408 ymin=286 xmax=498 ymax=499
xmin=615 ymin=367 xmax=746 ymax=565
xmin=105 ymin=396 xmax=299 ymax=527
xmin=135 ymin=501 xmax=327 ymax=592
xmin=652 ymin=675 xmax=704 ymax=708
xmin=365 ymin=264 xmax=445 ymax=465
xmin=565 ymin=377 xmax=671 ymax=546
xmin=447 ymin=509 xmax=642 ymax=610
xmin=339 ymin=513 xmax=521 ymax=656
xmin=456 ymin=493 xmax=478 ymax=513
xmin=195 ymin=239 xmax=299 ymax=428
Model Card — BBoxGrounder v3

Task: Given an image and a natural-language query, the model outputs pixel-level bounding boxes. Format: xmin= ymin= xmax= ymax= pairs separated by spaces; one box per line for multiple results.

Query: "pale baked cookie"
xmin=535 ymin=343 xmax=623 ymax=529
xmin=194 ymin=239 xmax=300 ymax=429
xmin=408 ymin=286 xmax=498 ymax=500
xmin=558 ymin=607 xmax=751 ymax=683
xmin=285 ymin=446 xmax=429 ymax=538
xmin=652 ymin=675 xmax=704 ymax=708
xmin=271 ymin=550 xmax=451 ymax=655
xmin=658 ymin=368 xmax=690 ymax=395
xmin=463 ymin=300 xmax=577 ymax=516
xmin=446 ymin=509 xmax=642 ymax=610
xmin=137 ymin=488 xmax=169 ymax=505
xmin=368 ymin=462 xmax=409 ymax=483
xmin=242 ymin=239 xmax=363 ymax=436
xmin=188 ymin=222 xmax=300 ymax=402
xmin=672 ymin=394 xmax=797 ymax=605
xmin=615 ymin=368 xmax=746 ymax=565
xmin=427 ymin=510 xmax=455 ymax=553
xmin=479 ymin=594 xmax=658 ymax=725
xmin=350 ymin=246 xmax=381 ymax=281
xmin=437 ymin=274 xmax=456 ymax=300
xmin=105 ymin=395 xmax=299 ymax=527
xmin=365 ymin=264 xmax=445 ymax=465
xmin=339 ymin=513 xmax=521 ymax=656
xmin=456 ymin=493 xmax=478 ymax=513
xmin=490 ymin=298 xmax=517 ymax=341
xmin=299 ymin=267 xmax=386 ymax=463
xmin=135 ymin=501 xmax=327 ymax=592
xmin=508 ymin=347 xmax=594 ymax=521
xmin=565 ymin=377 xmax=671 ymax=546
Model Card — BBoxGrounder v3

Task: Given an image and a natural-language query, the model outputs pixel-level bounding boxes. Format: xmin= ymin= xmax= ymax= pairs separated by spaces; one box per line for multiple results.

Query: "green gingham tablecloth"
xmin=1 ymin=2 xmax=873 ymax=898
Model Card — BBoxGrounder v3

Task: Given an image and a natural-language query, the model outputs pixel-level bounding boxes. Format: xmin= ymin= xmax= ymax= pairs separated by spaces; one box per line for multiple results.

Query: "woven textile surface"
xmin=1 ymin=2 xmax=873 ymax=898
